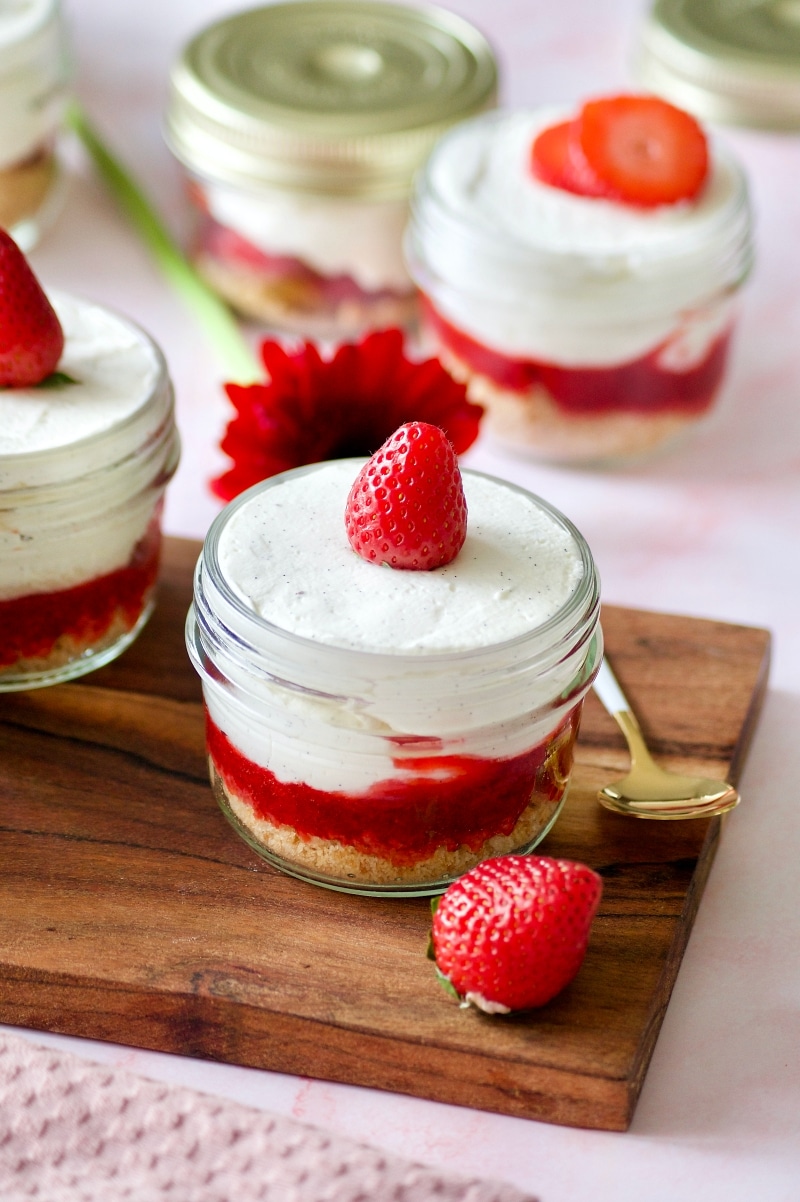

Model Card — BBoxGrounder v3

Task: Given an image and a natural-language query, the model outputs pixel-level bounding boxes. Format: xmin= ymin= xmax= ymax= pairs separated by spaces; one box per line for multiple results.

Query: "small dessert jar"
xmin=0 ymin=293 xmax=180 ymax=691
xmin=406 ymin=107 xmax=754 ymax=466
xmin=164 ymin=0 xmax=497 ymax=340
xmin=0 ymin=0 xmax=71 ymax=251
xmin=186 ymin=459 xmax=602 ymax=897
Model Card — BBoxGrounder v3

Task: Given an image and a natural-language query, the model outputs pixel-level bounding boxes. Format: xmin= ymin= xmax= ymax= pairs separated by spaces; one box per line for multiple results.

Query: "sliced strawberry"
xmin=344 ymin=421 xmax=467 ymax=571
xmin=530 ymin=120 xmax=611 ymax=199
xmin=0 ymin=228 xmax=64 ymax=387
xmin=431 ymin=854 xmax=602 ymax=1012
xmin=577 ymin=94 xmax=709 ymax=207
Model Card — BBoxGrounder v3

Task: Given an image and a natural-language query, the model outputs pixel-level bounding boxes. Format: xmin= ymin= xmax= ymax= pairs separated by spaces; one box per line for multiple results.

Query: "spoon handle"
xmin=593 ymin=659 xmax=656 ymax=769
xmin=593 ymin=658 xmax=636 ymax=721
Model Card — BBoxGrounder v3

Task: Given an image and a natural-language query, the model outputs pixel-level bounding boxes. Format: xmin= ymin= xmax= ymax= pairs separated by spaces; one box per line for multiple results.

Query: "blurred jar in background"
xmin=0 ymin=0 xmax=70 ymax=250
xmin=635 ymin=0 xmax=800 ymax=131
xmin=406 ymin=103 xmax=754 ymax=467
xmin=164 ymin=0 xmax=497 ymax=341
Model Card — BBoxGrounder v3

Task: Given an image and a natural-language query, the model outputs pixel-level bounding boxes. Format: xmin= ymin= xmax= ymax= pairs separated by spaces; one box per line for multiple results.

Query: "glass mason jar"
xmin=0 ymin=293 xmax=180 ymax=691
xmin=0 ymin=0 xmax=71 ymax=251
xmin=406 ymin=108 xmax=754 ymax=466
xmin=186 ymin=460 xmax=602 ymax=897
xmin=164 ymin=0 xmax=497 ymax=340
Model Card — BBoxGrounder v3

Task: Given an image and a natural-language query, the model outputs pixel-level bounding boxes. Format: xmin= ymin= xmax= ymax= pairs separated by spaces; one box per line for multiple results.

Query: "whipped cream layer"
xmin=0 ymin=291 xmax=166 ymax=486
xmin=409 ymin=108 xmax=751 ymax=365
xmin=0 ymin=291 xmax=176 ymax=599
xmin=202 ymin=178 xmax=412 ymax=292
xmin=218 ymin=460 xmax=582 ymax=653
xmin=194 ymin=460 xmax=597 ymax=792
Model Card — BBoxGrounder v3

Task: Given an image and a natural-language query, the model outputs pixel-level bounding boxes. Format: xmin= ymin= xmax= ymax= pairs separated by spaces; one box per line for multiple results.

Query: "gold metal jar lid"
xmin=635 ymin=0 xmax=800 ymax=130
xmin=165 ymin=0 xmax=498 ymax=200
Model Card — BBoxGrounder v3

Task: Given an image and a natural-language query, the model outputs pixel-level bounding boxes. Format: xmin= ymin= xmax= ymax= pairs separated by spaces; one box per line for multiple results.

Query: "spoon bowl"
xmin=593 ymin=660 xmax=740 ymax=821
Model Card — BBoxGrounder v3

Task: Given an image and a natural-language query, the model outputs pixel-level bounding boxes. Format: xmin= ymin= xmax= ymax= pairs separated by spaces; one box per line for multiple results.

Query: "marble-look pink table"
xmin=5 ymin=1 xmax=800 ymax=1199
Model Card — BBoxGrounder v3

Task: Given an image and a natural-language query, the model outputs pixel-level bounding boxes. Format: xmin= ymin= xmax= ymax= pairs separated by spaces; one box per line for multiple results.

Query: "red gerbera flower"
xmin=211 ymin=328 xmax=484 ymax=502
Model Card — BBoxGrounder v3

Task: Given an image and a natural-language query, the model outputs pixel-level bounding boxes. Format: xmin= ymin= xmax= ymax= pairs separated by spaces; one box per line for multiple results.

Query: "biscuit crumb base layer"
xmin=0 ymin=148 xmax=58 ymax=231
xmin=441 ymin=348 xmax=698 ymax=466
xmin=210 ymin=758 xmax=562 ymax=888
xmin=195 ymin=253 xmax=418 ymax=340
xmin=0 ymin=603 xmax=151 ymax=688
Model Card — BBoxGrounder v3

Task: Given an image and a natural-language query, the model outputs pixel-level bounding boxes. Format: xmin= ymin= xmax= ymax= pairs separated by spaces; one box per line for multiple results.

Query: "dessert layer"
xmin=0 ymin=292 xmax=162 ymax=465
xmin=0 ymin=517 xmax=161 ymax=673
xmin=193 ymin=221 xmax=417 ymax=335
xmin=217 ymin=767 xmax=563 ymax=887
xmin=198 ymin=178 xmax=411 ymax=292
xmin=0 ymin=293 xmax=176 ymax=599
xmin=412 ymin=108 xmax=749 ymax=365
xmin=207 ymin=708 xmax=573 ymax=867
xmin=0 ymin=488 xmax=164 ymax=602
xmin=461 ymin=110 xmax=736 ymax=260
xmin=425 ymin=300 xmax=732 ymax=412
xmin=444 ymin=348 xmax=705 ymax=464
xmin=0 ymin=145 xmax=57 ymax=229
xmin=217 ymin=460 xmax=584 ymax=655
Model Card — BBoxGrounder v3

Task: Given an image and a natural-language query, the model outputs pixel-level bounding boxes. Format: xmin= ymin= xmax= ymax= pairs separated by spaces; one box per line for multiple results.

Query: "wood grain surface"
xmin=0 ymin=537 xmax=771 ymax=1131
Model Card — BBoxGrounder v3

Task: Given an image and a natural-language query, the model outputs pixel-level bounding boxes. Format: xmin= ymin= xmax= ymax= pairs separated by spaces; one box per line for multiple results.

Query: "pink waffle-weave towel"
xmin=0 ymin=1033 xmax=538 ymax=1202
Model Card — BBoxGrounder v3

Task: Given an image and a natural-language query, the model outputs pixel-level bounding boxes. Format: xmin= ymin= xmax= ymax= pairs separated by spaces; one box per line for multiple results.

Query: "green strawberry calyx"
xmin=33 ymin=370 xmax=78 ymax=389
xmin=1 ymin=370 xmax=78 ymax=392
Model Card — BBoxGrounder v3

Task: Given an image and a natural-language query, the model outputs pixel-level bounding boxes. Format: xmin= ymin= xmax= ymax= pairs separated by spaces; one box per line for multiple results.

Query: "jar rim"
xmin=197 ymin=459 xmax=601 ymax=671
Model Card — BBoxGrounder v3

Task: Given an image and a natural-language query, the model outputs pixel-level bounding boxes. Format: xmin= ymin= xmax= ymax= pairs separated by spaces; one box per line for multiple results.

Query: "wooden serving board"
xmin=0 ymin=538 xmax=771 ymax=1132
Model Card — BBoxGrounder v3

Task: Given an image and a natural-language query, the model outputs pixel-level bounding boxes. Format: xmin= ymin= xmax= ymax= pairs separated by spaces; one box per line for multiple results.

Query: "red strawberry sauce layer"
xmin=0 ymin=517 xmax=162 ymax=670
xmin=423 ymin=299 xmax=732 ymax=417
xmin=194 ymin=215 xmax=413 ymax=307
xmin=206 ymin=707 xmax=580 ymax=868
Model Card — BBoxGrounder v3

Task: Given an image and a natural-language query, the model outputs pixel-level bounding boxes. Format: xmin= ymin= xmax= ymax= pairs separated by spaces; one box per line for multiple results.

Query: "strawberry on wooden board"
xmin=430 ymin=855 xmax=602 ymax=1013
xmin=0 ymin=227 xmax=64 ymax=387
xmin=344 ymin=421 xmax=468 ymax=571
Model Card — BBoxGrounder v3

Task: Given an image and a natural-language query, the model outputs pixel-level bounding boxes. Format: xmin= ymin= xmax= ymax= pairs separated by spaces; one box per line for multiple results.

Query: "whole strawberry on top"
xmin=0 ymin=228 xmax=64 ymax=388
xmin=430 ymin=855 xmax=602 ymax=1013
xmin=345 ymin=421 xmax=468 ymax=571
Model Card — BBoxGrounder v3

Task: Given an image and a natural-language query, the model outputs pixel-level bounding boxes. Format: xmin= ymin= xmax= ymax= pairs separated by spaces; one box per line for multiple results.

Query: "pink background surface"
xmin=5 ymin=1 xmax=800 ymax=1199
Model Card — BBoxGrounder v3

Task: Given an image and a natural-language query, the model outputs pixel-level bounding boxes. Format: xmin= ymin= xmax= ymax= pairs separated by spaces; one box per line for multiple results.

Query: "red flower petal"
xmin=211 ymin=328 xmax=484 ymax=501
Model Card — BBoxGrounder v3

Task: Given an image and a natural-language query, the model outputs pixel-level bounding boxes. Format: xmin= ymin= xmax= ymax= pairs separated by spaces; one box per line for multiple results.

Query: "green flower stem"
xmin=66 ymin=101 xmax=260 ymax=384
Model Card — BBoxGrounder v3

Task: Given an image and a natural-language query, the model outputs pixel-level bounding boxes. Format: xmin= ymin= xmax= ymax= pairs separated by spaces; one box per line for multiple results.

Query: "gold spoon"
xmin=593 ymin=658 xmax=740 ymax=820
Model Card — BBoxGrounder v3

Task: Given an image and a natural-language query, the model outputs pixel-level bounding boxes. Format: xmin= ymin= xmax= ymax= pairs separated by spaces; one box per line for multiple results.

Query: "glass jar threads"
xmin=0 ymin=0 xmax=71 ymax=250
xmin=165 ymin=0 xmax=497 ymax=340
xmin=406 ymin=105 xmax=754 ymax=466
xmin=0 ymin=293 xmax=180 ymax=690
xmin=186 ymin=459 xmax=602 ymax=897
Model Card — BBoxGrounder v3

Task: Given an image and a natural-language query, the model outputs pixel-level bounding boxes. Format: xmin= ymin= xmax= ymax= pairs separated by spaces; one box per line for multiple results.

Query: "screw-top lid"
xmin=634 ymin=0 xmax=800 ymax=130
xmin=165 ymin=0 xmax=498 ymax=200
